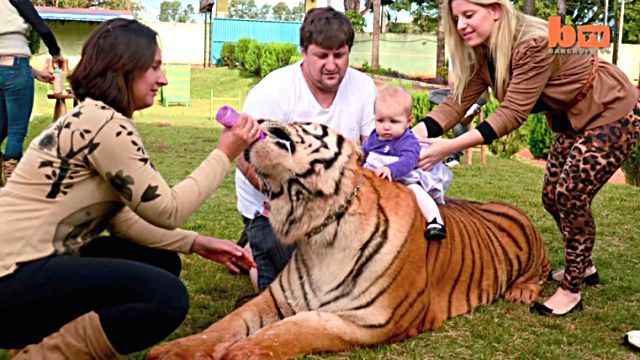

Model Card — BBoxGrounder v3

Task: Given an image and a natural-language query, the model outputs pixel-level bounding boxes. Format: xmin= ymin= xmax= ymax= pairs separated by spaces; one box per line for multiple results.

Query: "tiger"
xmin=147 ymin=121 xmax=550 ymax=360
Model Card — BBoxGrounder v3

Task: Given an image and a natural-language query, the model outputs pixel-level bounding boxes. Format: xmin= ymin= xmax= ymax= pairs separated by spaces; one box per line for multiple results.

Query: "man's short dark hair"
xmin=300 ymin=7 xmax=355 ymax=51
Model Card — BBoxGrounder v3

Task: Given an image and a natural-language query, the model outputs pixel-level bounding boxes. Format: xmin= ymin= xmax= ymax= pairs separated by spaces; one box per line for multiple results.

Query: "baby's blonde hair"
xmin=376 ymin=85 xmax=413 ymax=118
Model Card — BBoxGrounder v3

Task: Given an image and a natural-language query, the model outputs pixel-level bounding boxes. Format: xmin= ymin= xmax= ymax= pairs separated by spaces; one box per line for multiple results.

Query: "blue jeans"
xmin=242 ymin=215 xmax=296 ymax=290
xmin=0 ymin=57 xmax=34 ymax=159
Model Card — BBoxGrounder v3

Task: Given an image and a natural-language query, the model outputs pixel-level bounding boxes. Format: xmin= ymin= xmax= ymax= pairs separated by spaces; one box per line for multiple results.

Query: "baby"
xmin=362 ymin=86 xmax=452 ymax=240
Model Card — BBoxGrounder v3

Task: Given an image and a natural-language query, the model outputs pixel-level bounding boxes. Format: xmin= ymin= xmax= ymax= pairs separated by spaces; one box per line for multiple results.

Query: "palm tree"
xmin=371 ymin=0 xmax=381 ymax=68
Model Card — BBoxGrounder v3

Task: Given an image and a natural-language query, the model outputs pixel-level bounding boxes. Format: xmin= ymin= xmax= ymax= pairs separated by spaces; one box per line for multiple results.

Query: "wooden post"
xmin=479 ymin=110 xmax=487 ymax=165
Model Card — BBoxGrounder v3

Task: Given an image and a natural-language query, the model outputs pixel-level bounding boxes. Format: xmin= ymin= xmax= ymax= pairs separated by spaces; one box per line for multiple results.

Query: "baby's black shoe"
xmin=424 ymin=218 xmax=446 ymax=241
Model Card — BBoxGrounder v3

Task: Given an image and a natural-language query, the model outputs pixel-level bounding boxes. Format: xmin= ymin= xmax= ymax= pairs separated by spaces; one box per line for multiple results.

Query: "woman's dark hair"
xmin=300 ymin=7 xmax=354 ymax=51
xmin=69 ymin=19 xmax=158 ymax=117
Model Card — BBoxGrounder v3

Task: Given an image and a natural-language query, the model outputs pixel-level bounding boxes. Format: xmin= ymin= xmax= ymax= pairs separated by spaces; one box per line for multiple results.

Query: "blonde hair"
xmin=444 ymin=0 xmax=548 ymax=101
xmin=376 ymin=85 xmax=413 ymax=118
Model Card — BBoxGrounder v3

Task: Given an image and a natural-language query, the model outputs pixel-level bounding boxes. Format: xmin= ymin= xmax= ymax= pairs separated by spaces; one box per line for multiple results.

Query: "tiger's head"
xmin=247 ymin=121 xmax=364 ymax=244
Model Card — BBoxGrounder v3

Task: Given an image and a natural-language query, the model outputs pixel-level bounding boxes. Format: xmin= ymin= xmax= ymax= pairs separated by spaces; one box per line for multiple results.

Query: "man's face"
xmin=301 ymin=44 xmax=350 ymax=93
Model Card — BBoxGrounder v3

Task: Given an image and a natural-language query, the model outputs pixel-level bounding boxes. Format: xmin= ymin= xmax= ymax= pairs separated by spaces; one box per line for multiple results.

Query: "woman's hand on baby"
xmin=375 ymin=166 xmax=392 ymax=181
xmin=217 ymin=113 xmax=261 ymax=161
xmin=191 ymin=235 xmax=256 ymax=274
xmin=417 ymin=137 xmax=453 ymax=170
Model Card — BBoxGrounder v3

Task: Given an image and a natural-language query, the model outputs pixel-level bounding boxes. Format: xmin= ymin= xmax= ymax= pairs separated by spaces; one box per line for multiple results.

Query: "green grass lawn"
xmin=2 ymin=67 xmax=640 ymax=359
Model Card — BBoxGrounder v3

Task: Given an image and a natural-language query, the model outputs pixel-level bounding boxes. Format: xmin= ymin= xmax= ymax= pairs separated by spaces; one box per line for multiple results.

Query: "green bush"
xmin=345 ymin=10 xmax=365 ymax=32
xmin=220 ymin=42 xmax=237 ymax=67
xmin=244 ymin=41 xmax=264 ymax=76
xmin=483 ymin=96 xmax=527 ymax=158
xmin=235 ymin=38 xmax=255 ymax=66
xmin=411 ymin=91 xmax=434 ymax=127
xmin=260 ymin=42 xmax=299 ymax=77
xmin=527 ymin=113 xmax=554 ymax=159
xmin=622 ymin=142 xmax=640 ymax=186
xmin=289 ymin=54 xmax=302 ymax=65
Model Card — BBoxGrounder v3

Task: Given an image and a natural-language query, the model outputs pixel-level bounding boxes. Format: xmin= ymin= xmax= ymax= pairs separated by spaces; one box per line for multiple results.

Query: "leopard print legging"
xmin=542 ymin=112 xmax=640 ymax=293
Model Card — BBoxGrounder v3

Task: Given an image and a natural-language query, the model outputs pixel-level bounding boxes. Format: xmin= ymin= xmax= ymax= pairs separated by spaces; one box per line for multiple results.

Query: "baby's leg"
xmin=407 ymin=184 xmax=446 ymax=240
xmin=407 ymin=184 xmax=443 ymax=224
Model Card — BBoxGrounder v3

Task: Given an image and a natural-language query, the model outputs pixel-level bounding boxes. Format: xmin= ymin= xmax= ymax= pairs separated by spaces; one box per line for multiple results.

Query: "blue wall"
xmin=211 ymin=18 xmax=302 ymax=63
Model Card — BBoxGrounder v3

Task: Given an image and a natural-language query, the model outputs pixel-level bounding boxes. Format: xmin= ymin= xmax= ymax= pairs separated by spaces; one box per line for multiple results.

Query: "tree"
xmin=372 ymin=0 xmax=381 ymax=68
xmin=436 ymin=0 xmax=445 ymax=82
xmin=229 ymin=0 xmax=272 ymax=19
xmin=32 ymin=0 xmax=143 ymax=16
xmin=158 ymin=1 xmax=194 ymax=23
xmin=272 ymin=2 xmax=292 ymax=21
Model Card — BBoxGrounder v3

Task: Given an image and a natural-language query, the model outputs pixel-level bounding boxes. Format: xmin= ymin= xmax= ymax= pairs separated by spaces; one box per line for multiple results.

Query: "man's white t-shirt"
xmin=236 ymin=61 xmax=377 ymax=218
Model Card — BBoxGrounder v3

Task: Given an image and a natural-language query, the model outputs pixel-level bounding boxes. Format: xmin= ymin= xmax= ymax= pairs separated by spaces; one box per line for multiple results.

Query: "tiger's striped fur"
xmin=148 ymin=121 xmax=549 ymax=360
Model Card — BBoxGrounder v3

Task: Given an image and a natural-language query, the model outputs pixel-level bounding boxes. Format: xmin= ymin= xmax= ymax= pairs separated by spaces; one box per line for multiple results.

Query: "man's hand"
xmin=191 ymin=235 xmax=256 ymax=274
xmin=375 ymin=166 xmax=392 ymax=181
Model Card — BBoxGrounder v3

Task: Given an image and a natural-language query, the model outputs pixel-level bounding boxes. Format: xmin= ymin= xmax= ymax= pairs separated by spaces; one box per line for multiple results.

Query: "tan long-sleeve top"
xmin=0 ymin=98 xmax=231 ymax=277
xmin=428 ymin=36 xmax=637 ymax=138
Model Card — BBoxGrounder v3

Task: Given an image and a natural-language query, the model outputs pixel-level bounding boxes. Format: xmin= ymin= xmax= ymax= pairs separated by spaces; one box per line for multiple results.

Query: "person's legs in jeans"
xmin=244 ymin=215 xmax=295 ymax=291
xmin=0 ymin=58 xmax=34 ymax=160
xmin=0 ymin=236 xmax=188 ymax=354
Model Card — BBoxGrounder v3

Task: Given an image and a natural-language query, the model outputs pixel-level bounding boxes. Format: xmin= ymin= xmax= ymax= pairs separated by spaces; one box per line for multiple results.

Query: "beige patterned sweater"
xmin=0 ymin=98 xmax=231 ymax=277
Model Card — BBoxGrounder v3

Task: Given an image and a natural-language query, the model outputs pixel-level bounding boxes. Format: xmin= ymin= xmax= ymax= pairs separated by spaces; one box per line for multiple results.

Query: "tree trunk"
xmin=381 ymin=5 xmax=387 ymax=33
xmin=371 ymin=0 xmax=381 ymax=69
xmin=557 ymin=0 xmax=566 ymax=24
xmin=436 ymin=0 xmax=445 ymax=82
xmin=612 ymin=0 xmax=619 ymax=64
xmin=523 ymin=0 xmax=535 ymax=15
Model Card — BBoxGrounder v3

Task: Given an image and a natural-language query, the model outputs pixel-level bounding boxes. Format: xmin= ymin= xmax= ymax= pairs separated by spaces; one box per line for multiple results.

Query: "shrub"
xmin=483 ymin=96 xmax=526 ymax=158
xmin=527 ymin=113 xmax=554 ymax=159
xmin=345 ymin=10 xmax=365 ymax=32
xmin=289 ymin=54 xmax=302 ymax=65
xmin=220 ymin=42 xmax=237 ymax=67
xmin=260 ymin=43 xmax=299 ymax=77
xmin=622 ymin=142 xmax=640 ymax=186
xmin=411 ymin=91 xmax=434 ymax=126
xmin=244 ymin=41 xmax=263 ymax=76
xmin=235 ymin=38 xmax=255 ymax=66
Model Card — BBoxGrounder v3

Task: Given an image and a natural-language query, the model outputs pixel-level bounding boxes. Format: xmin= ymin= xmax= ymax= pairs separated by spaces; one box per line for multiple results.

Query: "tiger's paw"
xmin=221 ymin=341 xmax=281 ymax=360
xmin=147 ymin=336 xmax=217 ymax=360
xmin=504 ymin=283 xmax=542 ymax=304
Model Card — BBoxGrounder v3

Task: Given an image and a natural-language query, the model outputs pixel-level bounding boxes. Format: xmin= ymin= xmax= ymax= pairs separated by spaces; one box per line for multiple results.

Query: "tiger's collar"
xmin=307 ymin=174 xmax=364 ymax=237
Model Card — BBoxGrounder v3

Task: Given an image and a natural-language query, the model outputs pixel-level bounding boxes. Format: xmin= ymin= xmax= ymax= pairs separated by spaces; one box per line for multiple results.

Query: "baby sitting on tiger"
xmin=363 ymin=85 xmax=452 ymax=240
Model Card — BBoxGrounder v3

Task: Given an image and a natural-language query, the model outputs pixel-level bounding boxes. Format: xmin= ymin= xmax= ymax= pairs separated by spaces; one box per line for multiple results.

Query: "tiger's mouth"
xmin=244 ymin=121 xmax=296 ymax=163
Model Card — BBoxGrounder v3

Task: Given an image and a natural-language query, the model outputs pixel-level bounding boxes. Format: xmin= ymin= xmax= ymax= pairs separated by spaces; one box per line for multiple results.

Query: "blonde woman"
xmin=413 ymin=0 xmax=639 ymax=316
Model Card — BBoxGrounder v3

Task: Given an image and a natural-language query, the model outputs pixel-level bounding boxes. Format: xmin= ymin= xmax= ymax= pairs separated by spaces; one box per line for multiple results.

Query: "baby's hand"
xmin=375 ymin=166 xmax=392 ymax=181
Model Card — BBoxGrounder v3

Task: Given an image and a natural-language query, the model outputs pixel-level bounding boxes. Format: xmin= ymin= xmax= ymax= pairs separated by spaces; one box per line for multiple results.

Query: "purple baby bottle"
xmin=216 ymin=106 xmax=265 ymax=140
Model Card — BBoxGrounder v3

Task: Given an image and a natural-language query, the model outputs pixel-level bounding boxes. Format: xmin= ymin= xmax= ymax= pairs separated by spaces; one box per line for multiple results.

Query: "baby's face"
xmin=374 ymin=99 xmax=411 ymax=140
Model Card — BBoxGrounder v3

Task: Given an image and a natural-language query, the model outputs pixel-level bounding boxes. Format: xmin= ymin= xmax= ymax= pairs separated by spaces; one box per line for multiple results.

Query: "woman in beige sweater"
xmin=0 ymin=19 xmax=261 ymax=358
xmin=414 ymin=0 xmax=639 ymax=316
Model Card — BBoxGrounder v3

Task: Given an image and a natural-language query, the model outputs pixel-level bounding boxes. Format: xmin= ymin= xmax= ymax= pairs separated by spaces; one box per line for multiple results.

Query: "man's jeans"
xmin=242 ymin=215 xmax=295 ymax=290
xmin=0 ymin=57 xmax=34 ymax=159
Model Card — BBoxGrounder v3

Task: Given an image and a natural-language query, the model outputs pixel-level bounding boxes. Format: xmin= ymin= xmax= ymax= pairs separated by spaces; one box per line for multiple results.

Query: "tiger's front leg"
xmin=220 ymin=311 xmax=384 ymax=360
xmin=147 ymin=292 xmax=281 ymax=360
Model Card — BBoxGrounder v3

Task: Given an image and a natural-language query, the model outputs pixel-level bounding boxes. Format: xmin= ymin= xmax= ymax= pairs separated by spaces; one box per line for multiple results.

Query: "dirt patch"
xmin=516 ymin=149 xmax=627 ymax=185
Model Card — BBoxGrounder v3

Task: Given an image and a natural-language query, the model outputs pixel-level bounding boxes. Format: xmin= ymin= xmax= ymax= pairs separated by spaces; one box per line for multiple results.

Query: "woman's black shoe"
xmin=529 ymin=299 xmax=583 ymax=317
xmin=547 ymin=270 xmax=601 ymax=286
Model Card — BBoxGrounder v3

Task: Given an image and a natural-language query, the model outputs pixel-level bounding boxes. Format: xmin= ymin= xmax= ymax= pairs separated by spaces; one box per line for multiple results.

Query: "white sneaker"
xmin=626 ymin=330 xmax=640 ymax=351
xmin=444 ymin=159 xmax=460 ymax=168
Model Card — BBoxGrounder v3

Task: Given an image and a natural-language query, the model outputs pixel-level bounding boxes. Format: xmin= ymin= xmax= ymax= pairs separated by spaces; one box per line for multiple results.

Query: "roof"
xmin=35 ymin=6 xmax=134 ymax=22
